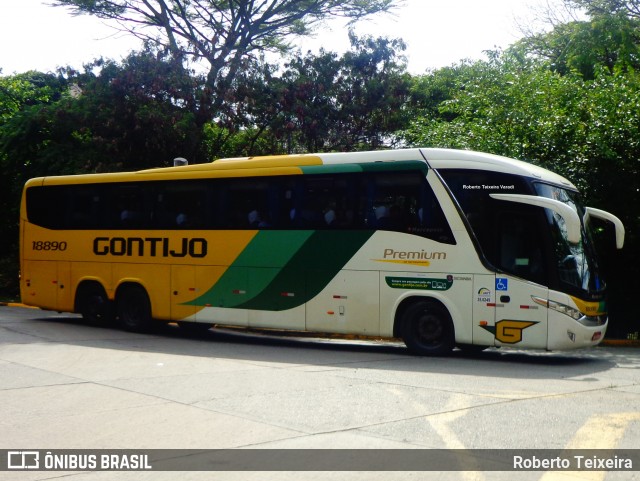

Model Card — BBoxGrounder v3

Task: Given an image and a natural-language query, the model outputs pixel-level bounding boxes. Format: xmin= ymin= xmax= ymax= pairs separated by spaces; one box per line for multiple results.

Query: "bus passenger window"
xmin=152 ymin=181 xmax=208 ymax=229
xmin=69 ymin=188 xmax=104 ymax=229
xmin=368 ymin=171 xmax=455 ymax=245
xmin=113 ymin=185 xmax=146 ymax=228
xmin=299 ymin=176 xmax=358 ymax=229
xmin=222 ymin=178 xmax=273 ymax=229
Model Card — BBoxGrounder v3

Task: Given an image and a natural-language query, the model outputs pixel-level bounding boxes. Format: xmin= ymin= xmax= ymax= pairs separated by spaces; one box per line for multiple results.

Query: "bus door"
xmin=493 ymin=275 xmax=548 ymax=349
xmin=472 ymin=274 xmax=548 ymax=349
xmin=491 ymin=210 xmax=550 ymax=349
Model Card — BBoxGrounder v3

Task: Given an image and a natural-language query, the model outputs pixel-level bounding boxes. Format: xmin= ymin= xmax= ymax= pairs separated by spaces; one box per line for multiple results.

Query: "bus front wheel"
xmin=116 ymin=285 xmax=152 ymax=332
xmin=400 ymin=300 xmax=455 ymax=356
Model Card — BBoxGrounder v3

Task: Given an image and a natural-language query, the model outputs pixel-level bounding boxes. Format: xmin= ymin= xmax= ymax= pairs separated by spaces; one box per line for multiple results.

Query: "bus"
xmin=19 ymin=148 xmax=625 ymax=355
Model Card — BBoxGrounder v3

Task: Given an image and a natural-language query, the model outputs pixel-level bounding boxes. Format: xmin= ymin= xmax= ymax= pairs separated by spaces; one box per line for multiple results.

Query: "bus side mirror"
xmin=585 ymin=207 xmax=625 ymax=249
xmin=489 ymin=193 xmax=582 ymax=244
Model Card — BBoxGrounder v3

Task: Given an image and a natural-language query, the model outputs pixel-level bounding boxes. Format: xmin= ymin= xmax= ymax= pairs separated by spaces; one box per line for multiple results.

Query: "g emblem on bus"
xmin=481 ymin=320 xmax=538 ymax=344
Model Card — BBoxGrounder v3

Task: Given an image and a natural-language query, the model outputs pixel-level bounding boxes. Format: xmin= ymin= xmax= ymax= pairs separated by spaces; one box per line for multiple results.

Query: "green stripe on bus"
xmin=300 ymin=164 xmax=363 ymax=174
xmin=237 ymin=230 xmax=375 ymax=311
xmin=233 ymin=230 xmax=314 ymax=267
xmin=186 ymin=230 xmax=313 ymax=308
xmin=359 ymin=160 xmax=428 ymax=172
xmin=187 ymin=230 xmax=374 ymax=311
xmin=299 ymin=161 xmax=427 ymax=176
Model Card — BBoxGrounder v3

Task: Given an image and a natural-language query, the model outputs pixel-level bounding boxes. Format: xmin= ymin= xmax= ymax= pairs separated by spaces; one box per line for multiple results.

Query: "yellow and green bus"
xmin=19 ymin=148 xmax=625 ymax=354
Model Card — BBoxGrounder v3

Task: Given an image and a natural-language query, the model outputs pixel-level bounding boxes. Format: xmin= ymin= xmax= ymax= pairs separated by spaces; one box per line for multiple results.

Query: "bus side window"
xmin=68 ymin=187 xmax=105 ymax=229
xmin=110 ymin=184 xmax=148 ymax=229
xmin=298 ymin=175 xmax=358 ymax=229
xmin=368 ymin=172 xmax=420 ymax=232
xmin=153 ymin=181 xmax=208 ymax=229
xmin=224 ymin=178 xmax=272 ymax=229
xmin=415 ymin=178 xmax=456 ymax=244
xmin=366 ymin=171 xmax=455 ymax=245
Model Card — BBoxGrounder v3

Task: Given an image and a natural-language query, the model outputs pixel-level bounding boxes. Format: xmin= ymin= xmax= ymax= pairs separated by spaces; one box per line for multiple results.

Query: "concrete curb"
xmin=602 ymin=339 xmax=640 ymax=347
xmin=0 ymin=302 xmax=39 ymax=309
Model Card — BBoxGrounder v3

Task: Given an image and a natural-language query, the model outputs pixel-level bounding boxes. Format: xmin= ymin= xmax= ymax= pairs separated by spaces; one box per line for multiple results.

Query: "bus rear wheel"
xmin=76 ymin=283 xmax=113 ymax=325
xmin=116 ymin=285 xmax=152 ymax=332
xmin=400 ymin=300 xmax=455 ymax=356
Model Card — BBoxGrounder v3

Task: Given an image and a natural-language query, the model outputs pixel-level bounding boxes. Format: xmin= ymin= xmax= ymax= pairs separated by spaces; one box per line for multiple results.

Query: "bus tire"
xmin=76 ymin=282 xmax=113 ymax=325
xmin=400 ymin=300 xmax=455 ymax=356
xmin=116 ymin=284 xmax=152 ymax=332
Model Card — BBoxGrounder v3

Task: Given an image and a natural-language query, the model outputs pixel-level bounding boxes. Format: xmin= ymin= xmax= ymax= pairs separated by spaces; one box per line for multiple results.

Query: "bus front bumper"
xmin=547 ymin=311 xmax=607 ymax=351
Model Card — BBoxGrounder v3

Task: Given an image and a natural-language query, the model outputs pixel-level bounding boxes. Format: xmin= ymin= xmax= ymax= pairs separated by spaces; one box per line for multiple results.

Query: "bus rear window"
xmin=26 ymin=186 xmax=63 ymax=229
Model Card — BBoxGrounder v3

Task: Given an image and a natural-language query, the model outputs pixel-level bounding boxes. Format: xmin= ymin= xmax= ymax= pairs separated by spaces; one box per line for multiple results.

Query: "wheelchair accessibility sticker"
xmin=496 ymin=278 xmax=508 ymax=291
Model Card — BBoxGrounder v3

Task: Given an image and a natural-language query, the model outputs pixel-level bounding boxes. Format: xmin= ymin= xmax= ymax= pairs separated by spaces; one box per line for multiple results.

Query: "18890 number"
xmin=32 ymin=241 xmax=67 ymax=251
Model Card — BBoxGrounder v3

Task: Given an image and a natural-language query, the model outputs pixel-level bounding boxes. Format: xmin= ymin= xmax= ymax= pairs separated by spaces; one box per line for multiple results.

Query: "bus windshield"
xmin=438 ymin=168 xmax=605 ymax=298
xmin=534 ymin=183 xmax=604 ymax=295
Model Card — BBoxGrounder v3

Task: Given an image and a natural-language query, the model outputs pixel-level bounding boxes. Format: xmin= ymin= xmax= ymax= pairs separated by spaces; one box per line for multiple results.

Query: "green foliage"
xmin=1 ymin=52 xmax=200 ymax=176
xmin=337 ymin=34 xmax=411 ymax=149
xmin=0 ymin=71 xmax=66 ymax=122
xmin=567 ymin=0 xmax=640 ymax=18
xmin=0 ymin=72 xmax=69 ymax=298
xmin=216 ymin=34 xmax=411 ymax=155
xmin=518 ymin=16 xmax=640 ymax=78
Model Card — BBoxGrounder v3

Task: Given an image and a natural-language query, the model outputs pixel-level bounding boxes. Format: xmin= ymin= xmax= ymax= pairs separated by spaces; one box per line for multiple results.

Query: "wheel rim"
xmin=86 ymin=295 xmax=106 ymax=321
xmin=80 ymin=287 xmax=110 ymax=323
xmin=121 ymin=298 xmax=142 ymax=327
xmin=414 ymin=311 xmax=445 ymax=346
xmin=118 ymin=288 xmax=150 ymax=330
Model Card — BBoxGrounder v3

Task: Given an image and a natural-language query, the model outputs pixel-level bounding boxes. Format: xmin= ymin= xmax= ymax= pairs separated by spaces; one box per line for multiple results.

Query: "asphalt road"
xmin=1 ymin=306 xmax=639 ymax=481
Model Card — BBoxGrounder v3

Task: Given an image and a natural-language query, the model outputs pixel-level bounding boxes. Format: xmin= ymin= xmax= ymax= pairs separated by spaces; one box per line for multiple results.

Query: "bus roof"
xmin=27 ymin=148 xmax=576 ymax=190
xmin=419 ymin=148 xmax=576 ymax=189
xmin=217 ymin=148 xmax=576 ymax=189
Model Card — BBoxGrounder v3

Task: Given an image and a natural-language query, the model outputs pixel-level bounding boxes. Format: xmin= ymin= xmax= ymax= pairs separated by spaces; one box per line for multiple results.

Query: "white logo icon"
xmin=7 ymin=451 xmax=39 ymax=470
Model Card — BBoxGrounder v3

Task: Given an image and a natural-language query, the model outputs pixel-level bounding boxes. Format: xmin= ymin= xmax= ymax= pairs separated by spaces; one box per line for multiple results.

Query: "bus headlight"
xmin=532 ymin=296 xmax=606 ymax=326
xmin=532 ymin=296 xmax=582 ymax=321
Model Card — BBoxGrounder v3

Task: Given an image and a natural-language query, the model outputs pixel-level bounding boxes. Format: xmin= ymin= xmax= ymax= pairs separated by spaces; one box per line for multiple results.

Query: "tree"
xmin=514 ymin=0 xmax=640 ymax=78
xmin=1 ymin=51 xmax=200 ymax=176
xmin=215 ymin=33 xmax=411 ymax=154
xmin=567 ymin=0 xmax=640 ymax=18
xmin=0 ymin=72 xmax=70 ymax=298
xmin=52 ymin=0 xmax=400 ymax=128
xmin=335 ymin=34 xmax=411 ymax=149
